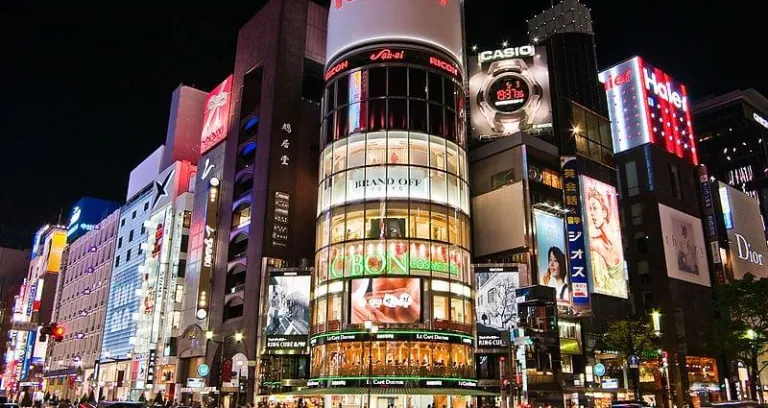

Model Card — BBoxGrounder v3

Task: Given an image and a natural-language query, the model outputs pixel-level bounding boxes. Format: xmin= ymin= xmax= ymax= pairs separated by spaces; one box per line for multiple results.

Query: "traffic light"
xmin=51 ymin=324 xmax=65 ymax=342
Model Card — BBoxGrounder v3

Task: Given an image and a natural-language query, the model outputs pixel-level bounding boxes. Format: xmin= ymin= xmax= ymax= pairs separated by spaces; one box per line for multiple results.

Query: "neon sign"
xmin=329 ymin=250 xmax=459 ymax=278
xmin=325 ymin=60 xmax=349 ymax=81
xmin=370 ymin=49 xmax=404 ymax=61
xmin=478 ymin=45 xmax=534 ymax=63
xmin=429 ymin=57 xmax=458 ymax=76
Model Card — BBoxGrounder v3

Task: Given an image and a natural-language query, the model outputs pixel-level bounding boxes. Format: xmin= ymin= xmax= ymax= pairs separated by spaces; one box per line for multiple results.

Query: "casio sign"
xmin=478 ymin=45 xmax=535 ymax=63
xmin=643 ymin=68 xmax=688 ymax=112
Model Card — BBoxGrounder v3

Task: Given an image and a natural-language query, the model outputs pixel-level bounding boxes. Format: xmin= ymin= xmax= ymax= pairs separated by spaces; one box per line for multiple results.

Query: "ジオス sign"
xmin=330 ymin=250 xmax=458 ymax=278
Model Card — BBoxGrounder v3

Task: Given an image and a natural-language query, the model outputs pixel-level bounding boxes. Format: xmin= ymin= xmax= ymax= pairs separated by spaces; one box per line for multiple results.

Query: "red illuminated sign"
xmin=325 ymin=60 xmax=349 ymax=81
xmin=599 ymin=57 xmax=698 ymax=165
xmin=429 ymin=57 xmax=458 ymax=76
xmin=201 ymin=75 xmax=233 ymax=154
xmin=370 ymin=49 xmax=405 ymax=61
xmin=334 ymin=0 xmax=355 ymax=8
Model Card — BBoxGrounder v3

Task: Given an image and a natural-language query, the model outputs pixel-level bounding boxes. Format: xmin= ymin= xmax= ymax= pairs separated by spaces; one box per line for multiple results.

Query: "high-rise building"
xmin=0 ymin=247 xmax=31 ymax=382
xmin=133 ymin=160 xmax=196 ymax=400
xmin=100 ymin=83 xmax=205 ymax=401
xmin=175 ymin=0 xmax=326 ymax=405
xmin=46 ymin=206 xmax=120 ymax=400
xmin=306 ymin=1 xmax=478 ymax=407
xmin=694 ymin=89 xmax=768 ymax=224
xmin=3 ymin=225 xmax=67 ymax=398
xmin=602 ymin=56 xmax=720 ymax=407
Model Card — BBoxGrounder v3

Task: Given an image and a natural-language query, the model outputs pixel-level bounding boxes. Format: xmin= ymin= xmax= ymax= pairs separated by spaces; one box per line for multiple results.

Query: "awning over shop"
xmin=273 ymin=387 xmax=498 ymax=397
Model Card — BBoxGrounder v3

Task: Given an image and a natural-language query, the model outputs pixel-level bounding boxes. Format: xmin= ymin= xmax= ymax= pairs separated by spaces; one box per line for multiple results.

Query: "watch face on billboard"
xmin=469 ymin=45 xmax=552 ymax=141
xmin=717 ymin=182 xmax=768 ymax=281
xmin=488 ymin=76 xmax=531 ymax=113
xmin=599 ymin=56 xmax=698 ymax=164
xmin=350 ymin=278 xmax=421 ymax=324
xmin=581 ymin=177 xmax=627 ymax=299
xmin=658 ymin=204 xmax=711 ymax=287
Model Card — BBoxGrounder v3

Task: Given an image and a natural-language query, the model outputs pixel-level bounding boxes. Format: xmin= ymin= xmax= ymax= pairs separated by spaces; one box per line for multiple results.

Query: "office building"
xmin=176 ymin=0 xmax=326 ymax=405
xmin=3 ymin=225 xmax=67 ymax=398
xmin=46 ymin=206 xmax=120 ymax=399
xmin=694 ymin=89 xmax=768 ymax=225
xmin=306 ymin=1 xmax=480 ymax=407
xmin=0 ymin=247 xmax=31 ymax=381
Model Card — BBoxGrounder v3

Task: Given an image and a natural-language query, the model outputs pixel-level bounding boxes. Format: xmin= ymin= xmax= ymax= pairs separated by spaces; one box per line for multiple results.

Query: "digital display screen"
xmin=488 ymin=76 xmax=530 ymax=112
xmin=350 ymin=278 xmax=421 ymax=324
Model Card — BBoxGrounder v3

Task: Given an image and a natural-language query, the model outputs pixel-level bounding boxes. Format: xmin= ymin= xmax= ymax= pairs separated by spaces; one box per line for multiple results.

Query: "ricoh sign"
xmin=599 ymin=56 xmax=698 ymax=164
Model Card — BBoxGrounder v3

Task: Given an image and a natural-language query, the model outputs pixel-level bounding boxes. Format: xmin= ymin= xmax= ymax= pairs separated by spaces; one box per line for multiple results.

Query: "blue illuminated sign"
xmin=561 ymin=157 xmax=591 ymax=314
xmin=67 ymin=197 xmax=119 ymax=242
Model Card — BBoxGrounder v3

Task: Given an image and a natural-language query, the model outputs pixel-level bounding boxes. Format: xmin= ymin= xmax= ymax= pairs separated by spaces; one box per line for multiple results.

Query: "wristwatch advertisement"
xmin=469 ymin=44 xmax=552 ymax=141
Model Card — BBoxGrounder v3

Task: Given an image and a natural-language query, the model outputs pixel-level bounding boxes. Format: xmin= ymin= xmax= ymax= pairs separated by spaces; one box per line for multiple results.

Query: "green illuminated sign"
xmin=329 ymin=251 xmax=459 ymax=278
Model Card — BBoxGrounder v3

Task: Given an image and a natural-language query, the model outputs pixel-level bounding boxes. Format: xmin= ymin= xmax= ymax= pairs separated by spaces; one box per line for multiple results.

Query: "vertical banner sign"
xmin=146 ymin=350 xmax=157 ymax=385
xmin=698 ymin=166 xmax=724 ymax=283
xmin=196 ymin=178 xmax=220 ymax=320
xmin=201 ymin=76 xmax=233 ymax=154
xmin=561 ymin=157 xmax=591 ymax=314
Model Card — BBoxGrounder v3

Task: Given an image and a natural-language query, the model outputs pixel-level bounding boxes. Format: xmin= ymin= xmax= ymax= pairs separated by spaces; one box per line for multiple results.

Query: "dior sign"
xmin=735 ymin=234 xmax=765 ymax=266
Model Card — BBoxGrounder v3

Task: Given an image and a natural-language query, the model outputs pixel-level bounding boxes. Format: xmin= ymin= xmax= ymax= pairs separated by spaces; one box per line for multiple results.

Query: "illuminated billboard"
xmin=45 ymin=230 xmax=67 ymax=274
xmin=326 ymin=0 xmax=463 ymax=66
xmin=475 ymin=265 xmax=520 ymax=348
xmin=533 ymin=211 xmax=569 ymax=307
xmin=265 ymin=275 xmax=311 ymax=335
xmin=350 ymin=278 xmax=421 ymax=324
xmin=66 ymin=197 xmax=119 ymax=242
xmin=598 ymin=57 xmax=698 ymax=164
xmin=469 ymin=45 xmax=552 ymax=140
xmin=562 ymin=158 xmax=591 ymax=313
xmin=658 ymin=204 xmax=711 ymax=287
xmin=200 ymin=75 xmax=233 ymax=154
xmin=717 ymin=182 xmax=768 ymax=280
xmin=582 ymin=176 xmax=627 ymax=299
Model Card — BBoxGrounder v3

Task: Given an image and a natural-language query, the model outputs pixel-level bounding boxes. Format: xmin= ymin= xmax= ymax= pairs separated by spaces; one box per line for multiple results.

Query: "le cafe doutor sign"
xmin=310 ymin=331 xmax=473 ymax=346
xmin=308 ymin=378 xmax=478 ymax=388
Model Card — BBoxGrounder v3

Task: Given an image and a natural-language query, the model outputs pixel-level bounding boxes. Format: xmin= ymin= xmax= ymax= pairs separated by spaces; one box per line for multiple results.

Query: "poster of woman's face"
xmin=581 ymin=176 xmax=628 ymax=299
xmin=672 ymin=217 xmax=698 ymax=275
xmin=533 ymin=210 xmax=569 ymax=306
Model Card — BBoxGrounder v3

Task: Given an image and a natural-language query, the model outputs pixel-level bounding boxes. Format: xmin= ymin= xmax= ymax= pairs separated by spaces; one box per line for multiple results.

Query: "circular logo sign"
xmin=593 ymin=363 xmax=606 ymax=377
xmin=197 ymin=364 xmax=210 ymax=377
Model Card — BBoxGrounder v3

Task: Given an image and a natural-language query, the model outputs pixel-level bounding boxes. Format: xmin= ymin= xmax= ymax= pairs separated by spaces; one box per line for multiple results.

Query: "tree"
xmin=138 ymin=393 xmax=146 ymax=403
xmin=601 ymin=318 xmax=659 ymax=400
xmin=713 ymin=273 xmax=768 ymax=402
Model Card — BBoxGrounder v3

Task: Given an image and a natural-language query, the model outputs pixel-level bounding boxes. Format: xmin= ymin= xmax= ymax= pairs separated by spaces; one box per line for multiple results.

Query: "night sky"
xmin=2 ymin=1 xmax=767 ymax=249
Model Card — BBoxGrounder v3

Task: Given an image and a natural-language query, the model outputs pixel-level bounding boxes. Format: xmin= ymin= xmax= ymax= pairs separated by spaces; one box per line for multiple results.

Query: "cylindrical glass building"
xmin=309 ymin=1 xmax=476 ymax=407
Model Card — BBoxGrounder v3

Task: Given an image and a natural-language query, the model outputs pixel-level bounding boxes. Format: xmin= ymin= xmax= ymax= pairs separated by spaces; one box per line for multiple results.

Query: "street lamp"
xmin=364 ymin=320 xmax=378 ymax=408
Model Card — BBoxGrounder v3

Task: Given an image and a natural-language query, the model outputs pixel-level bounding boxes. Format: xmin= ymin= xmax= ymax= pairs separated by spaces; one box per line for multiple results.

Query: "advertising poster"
xmin=658 ymin=204 xmax=711 ymax=287
xmin=475 ymin=266 xmax=520 ymax=348
xmin=469 ymin=44 xmax=552 ymax=141
xmin=265 ymin=275 xmax=311 ymax=336
xmin=581 ymin=176 xmax=628 ymax=299
xmin=350 ymin=278 xmax=420 ymax=324
xmin=717 ymin=182 xmax=768 ymax=280
xmin=533 ymin=210 xmax=569 ymax=307
xmin=200 ymin=75 xmax=233 ymax=154
xmin=561 ymin=158 xmax=591 ymax=313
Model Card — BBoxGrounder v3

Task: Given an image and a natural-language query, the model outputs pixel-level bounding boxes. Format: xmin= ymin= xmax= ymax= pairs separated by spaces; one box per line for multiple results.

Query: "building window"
xmin=132 ymin=210 xmax=137 ymax=219
xmin=144 ymin=202 xmax=149 ymax=211
xmin=141 ymin=225 xmax=146 ymax=235
xmin=634 ymin=231 xmax=647 ymax=254
xmin=491 ymin=169 xmax=514 ymax=190
xmin=637 ymin=260 xmax=650 ymax=284
xmin=642 ymin=291 xmax=654 ymax=314
xmin=669 ymin=164 xmax=683 ymax=200
xmin=561 ymin=354 xmax=573 ymax=374
xmin=180 ymin=235 xmax=189 ymax=254
xmin=126 ymin=250 xmax=131 ymax=262
xmin=625 ymin=161 xmax=639 ymax=196
xmin=115 ymin=256 xmax=120 ymax=268
xmin=121 ymin=219 xmax=125 ymax=227
xmin=177 ymin=260 xmax=186 ymax=278
xmin=129 ymin=230 xmax=134 ymax=242
xmin=117 ymin=237 xmax=122 ymax=249
xmin=630 ymin=203 xmax=643 ymax=226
